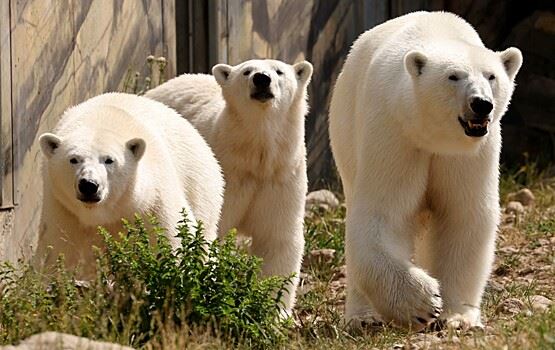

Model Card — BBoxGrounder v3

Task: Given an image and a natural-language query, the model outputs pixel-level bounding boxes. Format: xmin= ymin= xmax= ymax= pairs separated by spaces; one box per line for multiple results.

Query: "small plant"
xmin=0 ymin=213 xmax=290 ymax=348
xmin=122 ymin=55 xmax=168 ymax=95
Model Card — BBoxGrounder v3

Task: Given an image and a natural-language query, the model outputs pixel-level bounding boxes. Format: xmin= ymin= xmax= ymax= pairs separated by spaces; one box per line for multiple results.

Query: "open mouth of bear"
xmin=458 ymin=116 xmax=490 ymax=137
xmin=78 ymin=195 xmax=101 ymax=204
xmin=250 ymin=91 xmax=274 ymax=102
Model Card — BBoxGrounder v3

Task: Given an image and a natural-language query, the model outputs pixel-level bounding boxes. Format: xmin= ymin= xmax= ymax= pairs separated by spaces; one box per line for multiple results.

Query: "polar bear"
xmin=146 ymin=59 xmax=313 ymax=314
xmin=36 ymin=92 xmax=224 ymax=278
xmin=329 ymin=11 xmax=522 ymax=330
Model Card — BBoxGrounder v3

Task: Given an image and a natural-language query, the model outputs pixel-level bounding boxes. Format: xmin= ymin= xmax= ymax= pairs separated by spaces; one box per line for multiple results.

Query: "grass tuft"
xmin=0 ymin=213 xmax=290 ymax=349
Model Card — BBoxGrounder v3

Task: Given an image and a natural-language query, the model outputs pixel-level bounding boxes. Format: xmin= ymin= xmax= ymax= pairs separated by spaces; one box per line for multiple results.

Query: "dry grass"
xmin=290 ymin=168 xmax=554 ymax=350
xmin=1 ymin=168 xmax=553 ymax=349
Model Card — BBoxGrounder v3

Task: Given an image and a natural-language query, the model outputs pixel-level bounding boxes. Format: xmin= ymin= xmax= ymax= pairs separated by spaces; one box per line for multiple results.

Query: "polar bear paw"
xmin=439 ymin=311 xmax=484 ymax=331
xmin=375 ymin=266 xmax=443 ymax=331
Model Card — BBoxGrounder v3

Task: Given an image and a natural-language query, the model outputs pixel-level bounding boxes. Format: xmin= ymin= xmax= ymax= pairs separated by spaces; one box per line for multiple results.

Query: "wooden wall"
xmin=207 ymin=0 xmax=393 ymax=189
xmin=0 ymin=0 xmax=551 ymax=261
xmin=208 ymin=0 xmax=554 ymax=188
xmin=0 ymin=0 xmax=175 ymax=262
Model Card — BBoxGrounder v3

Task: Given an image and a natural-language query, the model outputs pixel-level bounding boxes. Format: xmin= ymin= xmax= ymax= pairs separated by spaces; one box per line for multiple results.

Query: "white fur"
xmin=329 ymin=11 xmax=522 ymax=330
xmin=36 ymin=93 xmax=224 ymax=278
xmin=146 ymin=59 xmax=313 ymax=314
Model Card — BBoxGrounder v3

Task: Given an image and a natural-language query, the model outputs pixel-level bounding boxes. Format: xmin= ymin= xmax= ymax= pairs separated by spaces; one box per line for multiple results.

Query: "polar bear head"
xmin=403 ymin=42 xmax=522 ymax=153
xmin=212 ymin=59 xmax=313 ymax=116
xmin=39 ymin=113 xmax=146 ymax=225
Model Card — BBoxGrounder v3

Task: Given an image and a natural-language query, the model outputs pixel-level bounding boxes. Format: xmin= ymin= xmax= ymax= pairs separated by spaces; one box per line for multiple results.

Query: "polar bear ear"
xmin=404 ymin=51 xmax=428 ymax=78
xmin=293 ymin=61 xmax=313 ymax=84
xmin=126 ymin=138 xmax=146 ymax=161
xmin=39 ymin=133 xmax=62 ymax=159
xmin=212 ymin=64 xmax=233 ymax=86
xmin=498 ymin=47 xmax=523 ymax=81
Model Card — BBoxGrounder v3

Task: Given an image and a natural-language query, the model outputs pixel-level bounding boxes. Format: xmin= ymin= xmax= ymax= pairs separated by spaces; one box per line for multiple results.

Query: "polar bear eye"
xmin=276 ymin=70 xmax=284 ymax=76
xmin=70 ymin=157 xmax=79 ymax=164
xmin=243 ymin=70 xmax=251 ymax=76
xmin=104 ymin=158 xmax=114 ymax=165
xmin=448 ymin=74 xmax=459 ymax=81
xmin=488 ymin=74 xmax=496 ymax=81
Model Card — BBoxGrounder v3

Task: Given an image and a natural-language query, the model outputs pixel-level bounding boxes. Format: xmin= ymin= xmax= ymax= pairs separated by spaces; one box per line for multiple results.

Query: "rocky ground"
xmin=2 ymin=184 xmax=553 ymax=349
xmin=293 ymin=186 xmax=554 ymax=349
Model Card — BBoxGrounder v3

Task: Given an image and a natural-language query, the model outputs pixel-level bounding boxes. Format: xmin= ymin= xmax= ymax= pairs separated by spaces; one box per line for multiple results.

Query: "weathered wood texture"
xmin=213 ymin=0 xmax=383 ymax=189
xmin=0 ymin=0 xmax=176 ymax=262
xmin=213 ymin=0 xmax=553 ymax=188
xmin=422 ymin=0 xmax=555 ymax=166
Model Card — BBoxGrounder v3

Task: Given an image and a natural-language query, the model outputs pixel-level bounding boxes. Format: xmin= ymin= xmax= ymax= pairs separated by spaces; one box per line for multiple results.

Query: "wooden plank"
xmin=191 ymin=0 xmax=209 ymax=73
xmin=162 ymin=0 xmax=177 ymax=78
xmin=72 ymin=0 xmax=167 ymax=98
xmin=1 ymin=0 xmax=174 ymax=262
xmin=207 ymin=0 xmax=228 ymax=67
xmin=223 ymin=0 xmax=364 ymax=189
xmin=175 ymin=0 xmax=190 ymax=73
xmin=390 ymin=0 xmax=429 ymax=16
xmin=226 ymin=0 xmax=252 ymax=64
xmin=175 ymin=0 xmax=209 ymax=74
xmin=0 ymin=0 xmax=14 ymax=209
xmin=359 ymin=0 xmax=389 ymax=29
xmin=9 ymin=0 xmax=76 ymax=262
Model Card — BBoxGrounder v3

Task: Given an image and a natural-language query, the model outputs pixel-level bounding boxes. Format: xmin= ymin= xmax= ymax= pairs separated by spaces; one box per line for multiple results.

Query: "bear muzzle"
xmin=250 ymin=72 xmax=274 ymax=102
xmin=77 ymin=178 xmax=102 ymax=203
xmin=458 ymin=115 xmax=490 ymax=137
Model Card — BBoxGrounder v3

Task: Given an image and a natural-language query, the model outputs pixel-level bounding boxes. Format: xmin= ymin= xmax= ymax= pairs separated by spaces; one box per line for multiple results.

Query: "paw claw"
xmin=415 ymin=317 xmax=427 ymax=324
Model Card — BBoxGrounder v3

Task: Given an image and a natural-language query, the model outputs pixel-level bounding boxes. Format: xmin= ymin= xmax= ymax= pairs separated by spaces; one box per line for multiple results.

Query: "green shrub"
xmin=0 ymin=213 xmax=290 ymax=348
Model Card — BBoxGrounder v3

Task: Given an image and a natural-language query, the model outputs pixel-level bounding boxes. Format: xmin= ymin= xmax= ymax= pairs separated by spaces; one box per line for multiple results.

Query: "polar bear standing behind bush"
xmin=146 ymin=59 xmax=313 ymax=314
xmin=329 ymin=12 xmax=522 ymax=330
xmin=36 ymin=93 xmax=224 ymax=278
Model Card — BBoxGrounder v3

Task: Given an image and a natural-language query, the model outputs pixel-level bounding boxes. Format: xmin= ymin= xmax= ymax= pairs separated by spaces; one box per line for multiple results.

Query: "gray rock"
xmin=507 ymin=188 xmax=535 ymax=207
xmin=0 ymin=332 xmax=133 ymax=350
xmin=495 ymin=297 xmax=525 ymax=315
xmin=307 ymin=248 xmax=336 ymax=265
xmin=505 ymin=201 xmax=525 ymax=214
xmin=529 ymin=295 xmax=553 ymax=312
xmin=305 ymin=189 xmax=339 ymax=212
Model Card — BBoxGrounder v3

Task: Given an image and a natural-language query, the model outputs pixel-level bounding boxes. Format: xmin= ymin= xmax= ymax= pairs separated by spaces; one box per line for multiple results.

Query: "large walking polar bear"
xmin=146 ymin=59 xmax=313 ymax=315
xmin=36 ymin=93 xmax=224 ymax=278
xmin=329 ymin=11 xmax=522 ymax=330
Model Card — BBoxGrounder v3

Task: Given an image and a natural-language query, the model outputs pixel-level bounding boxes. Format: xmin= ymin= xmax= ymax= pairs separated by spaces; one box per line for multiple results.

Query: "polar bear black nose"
xmin=470 ymin=97 xmax=493 ymax=116
xmin=253 ymin=72 xmax=271 ymax=88
xmin=78 ymin=179 xmax=99 ymax=196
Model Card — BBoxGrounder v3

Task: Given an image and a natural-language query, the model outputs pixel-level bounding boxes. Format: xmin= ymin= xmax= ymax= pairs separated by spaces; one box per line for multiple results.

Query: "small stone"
xmin=306 ymin=248 xmax=336 ymax=266
xmin=408 ymin=334 xmax=443 ymax=349
xmin=493 ymin=264 xmax=511 ymax=276
xmin=530 ymin=295 xmax=553 ymax=312
xmin=0 ymin=332 xmax=133 ymax=350
xmin=518 ymin=267 xmax=534 ymax=276
xmin=297 ymin=281 xmax=314 ymax=297
xmin=498 ymin=246 xmax=519 ymax=254
xmin=486 ymin=279 xmax=504 ymax=293
xmin=496 ymin=297 xmax=525 ymax=315
xmin=505 ymin=201 xmax=525 ymax=214
xmin=305 ymin=189 xmax=340 ymax=212
xmin=333 ymin=264 xmax=347 ymax=279
xmin=506 ymin=188 xmax=535 ymax=206
xmin=448 ymin=335 xmax=460 ymax=344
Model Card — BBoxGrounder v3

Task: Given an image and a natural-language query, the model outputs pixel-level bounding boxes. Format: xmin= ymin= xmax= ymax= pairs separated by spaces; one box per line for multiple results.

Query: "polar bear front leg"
xmin=243 ymin=178 xmax=306 ymax=316
xmin=345 ymin=144 xmax=442 ymax=330
xmin=217 ymin=177 xmax=257 ymax=238
xmin=420 ymin=152 xmax=500 ymax=329
xmin=346 ymin=199 xmax=443 ymax=330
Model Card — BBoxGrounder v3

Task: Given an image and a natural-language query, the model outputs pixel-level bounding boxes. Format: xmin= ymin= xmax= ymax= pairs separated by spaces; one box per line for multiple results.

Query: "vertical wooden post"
xmin=0 ymin=0 xmax=14 ymax=209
